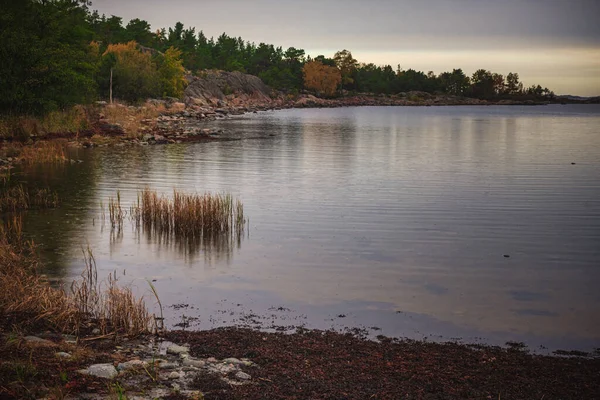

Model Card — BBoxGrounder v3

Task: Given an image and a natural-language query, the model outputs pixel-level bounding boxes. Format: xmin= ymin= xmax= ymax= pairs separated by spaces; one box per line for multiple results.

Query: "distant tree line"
xmin=0 ymin=0 xmax=555 ymax=116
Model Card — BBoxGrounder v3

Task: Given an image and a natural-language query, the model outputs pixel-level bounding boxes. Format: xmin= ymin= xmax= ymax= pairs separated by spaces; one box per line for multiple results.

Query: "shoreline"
xmin=1 ymin=323 xmax=598 ymax=400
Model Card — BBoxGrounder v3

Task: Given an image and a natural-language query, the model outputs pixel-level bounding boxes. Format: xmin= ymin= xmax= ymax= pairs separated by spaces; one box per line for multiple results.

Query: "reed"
xmin=138 ymin=188 xmax=247 ymax=239
xmin=0 ymin=184 xmax=59 ymax=213
xmin=108 ymin=191 xmax=124 ymax=229
xmin=0 ymin=217 xmax=153 ymax=337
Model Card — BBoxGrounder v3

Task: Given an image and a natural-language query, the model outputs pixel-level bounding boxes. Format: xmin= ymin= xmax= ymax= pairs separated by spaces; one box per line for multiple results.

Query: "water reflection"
xmin=20 ymin=105 xmax=600 ymax=350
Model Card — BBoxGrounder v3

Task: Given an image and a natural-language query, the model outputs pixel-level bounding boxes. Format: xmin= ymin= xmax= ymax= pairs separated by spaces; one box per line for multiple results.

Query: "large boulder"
xmin=184 ymin=71 xmax=273 ymax=107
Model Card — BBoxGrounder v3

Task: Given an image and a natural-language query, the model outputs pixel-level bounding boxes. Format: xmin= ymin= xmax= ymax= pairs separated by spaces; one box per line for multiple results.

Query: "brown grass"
xmin=0 ymin=217 xmax=153 ymax=337
xmin=1 ymin=140 xmax=70 ymax=166
xmin=0 ymin=185 xmax=59 ymax=213
xmin=137 ymin=188 xmax=246 ymax=239
xmin=0 ymin=107 xmax=91 ymax=141
xmin=102 ymin=101 xmax=167 ymax=138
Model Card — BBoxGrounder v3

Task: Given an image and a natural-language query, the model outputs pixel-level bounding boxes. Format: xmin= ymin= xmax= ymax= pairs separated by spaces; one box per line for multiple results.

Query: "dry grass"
xmin=138 ymin=188 xmax=246 ymax=239
xmin=0 ymin=107 xmax=91 ymax=141
xmin=0 ymin=217 xmax=153 ymax=337
xmin=1 ymin=140 xmax=70 ymax=166
xmin=107 ymin=191 xmax=125 ymax=230
xmin=102 ymin=101 xmax=167 ymax=138
xmin=0 ymin=185 xmax=59 ymax=213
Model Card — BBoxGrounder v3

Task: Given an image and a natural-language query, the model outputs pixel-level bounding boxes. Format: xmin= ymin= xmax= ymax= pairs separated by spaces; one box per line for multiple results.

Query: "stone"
xmin=182 ymin=359 xmax=205 ymax=368
xmin=158 ymin=361 xmax=180 ymax=370
xmin=235 ymin=371 xmax=251 ymax=381
xmin=24 ymin=336 xmax=53 ymax=345
xmin=223 ymin=357 xmax=244 ymax=365
xmin=83 ymin=364 xmax=118 ymax=379
xmin=166 ymin=344 xmax=189 ymax=355
xmin=167 ymin=371 xmax=181 ymax=380
xmin=117 ymin=360 xmax=146 ymax=371
xmin=55 ymin=352 xmax=72 ymax=359
xmin=92 ymin=328 xmax=101 ymax=335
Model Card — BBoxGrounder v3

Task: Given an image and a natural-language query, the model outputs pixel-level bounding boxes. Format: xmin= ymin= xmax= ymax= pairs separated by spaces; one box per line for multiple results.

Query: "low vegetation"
xmin=0 ymin=217 xmax=153 ymax=337
xmin=0 ymin=185 xmax=59 ymax=213
xmin=139 ymin=188 xmax=246 ymax=239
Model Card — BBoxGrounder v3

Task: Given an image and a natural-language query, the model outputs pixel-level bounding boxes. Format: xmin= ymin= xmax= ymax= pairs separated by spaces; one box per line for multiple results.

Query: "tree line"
xmin=0 ymin=0 xmax=555 ymax=116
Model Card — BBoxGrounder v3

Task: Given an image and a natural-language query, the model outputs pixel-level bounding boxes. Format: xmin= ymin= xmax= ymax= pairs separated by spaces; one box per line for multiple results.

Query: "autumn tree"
xmin=102 ymin=41 xmax=160 ymax=102
xmin=334 ymin=49 xmax=358 ymax=89
xmin=157 ymin=47 xmax=187 ymax=98
xmin=303 ymin=61 xmax=341 ymax=96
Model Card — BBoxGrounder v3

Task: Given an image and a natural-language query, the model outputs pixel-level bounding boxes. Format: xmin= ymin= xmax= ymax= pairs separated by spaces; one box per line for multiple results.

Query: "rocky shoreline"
xmin=1 ymin=327 xmax=598 ymax=399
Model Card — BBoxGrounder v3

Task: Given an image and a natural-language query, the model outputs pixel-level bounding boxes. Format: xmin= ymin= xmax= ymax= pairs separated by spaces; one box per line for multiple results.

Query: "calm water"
xmin=23 ymin=105 xmax=600 ymax=351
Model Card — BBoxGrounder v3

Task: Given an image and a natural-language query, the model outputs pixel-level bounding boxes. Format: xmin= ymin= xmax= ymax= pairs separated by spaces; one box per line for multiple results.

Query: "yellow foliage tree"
xmin=302 ymin=61 xmax=341 ymax=96
xmin=158 ymin=47 xmax=187 ymax=98
xmin=103 ymin=41 xmax=160 ymax=102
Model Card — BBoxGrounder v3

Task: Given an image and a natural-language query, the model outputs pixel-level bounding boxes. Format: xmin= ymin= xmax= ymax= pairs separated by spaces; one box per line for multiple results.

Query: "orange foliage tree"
xmin=302 ymin=61 xmax=341 ymax=96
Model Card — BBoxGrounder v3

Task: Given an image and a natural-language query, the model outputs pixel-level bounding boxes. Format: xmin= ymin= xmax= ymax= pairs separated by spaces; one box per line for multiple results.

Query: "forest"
xmin=0 ymin=0 xmax=556 ymax=116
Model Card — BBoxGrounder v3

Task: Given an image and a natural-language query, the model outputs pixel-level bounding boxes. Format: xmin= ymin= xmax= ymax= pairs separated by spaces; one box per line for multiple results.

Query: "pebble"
xmin=158 ymin=361 xmax=180 ymax=370
xmin=24 ymin=336 xmax=53 ymax=345
xmin=167 ymin=371 xmax=181 ymax=380
xmin=55 ymin=352 xmax=72 ymax=359
xmin=82 ymin=364 xmax=118 ymax=379
xmin=223 ymin=357 xmax=244 ymax=365
xmin=166 ymin=344 xmax=189 ymax=355
xmin=117 ymin=360 xmax=147 ymax=371
xmin=182 ymin=359 xmax=205 ymax=368
xmin=235 ymin=371 xmax=252 ymax=381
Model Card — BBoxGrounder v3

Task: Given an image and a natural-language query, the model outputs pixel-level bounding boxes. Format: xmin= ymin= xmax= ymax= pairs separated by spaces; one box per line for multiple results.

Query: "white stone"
xmin=84 ymin=364 xmax=118 ymax=379
xmin=235 ymin=371 xmax=251 ymax=381
xmin=166 ymin=344 xmax=189 ymax=355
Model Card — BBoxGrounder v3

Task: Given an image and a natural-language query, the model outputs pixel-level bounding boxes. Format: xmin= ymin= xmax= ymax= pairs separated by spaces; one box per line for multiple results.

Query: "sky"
xmin=90 ymin=0 xmax=600 ymax=96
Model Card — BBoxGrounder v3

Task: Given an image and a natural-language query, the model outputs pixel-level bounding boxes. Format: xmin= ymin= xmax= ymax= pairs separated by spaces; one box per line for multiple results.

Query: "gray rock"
xmin=166 ymin=344 xmax=189 ymax=355
xmin=223 ymin=357 xmax=244 ymax=365
xmin=84 ymin=364 xmax=118 ymax=379
xmin=117 ymin=360 xmax=147 ymax=371
xmin=24 ymin=336 xmax=53 ymax=345
xmin=235 ymin=371 xmax=251 ymax=381
xmin=55 ymin=352 xmax=72 ymax=359
xmin=158 ymin=361 xmax=180 ymax=370
xmin=182 ymin=358 xmax=205 ymax=368
xmin=92 ymin=328 xmax=100 ymax=335
xmin=167 ymin=371 xmax=181 ymax=380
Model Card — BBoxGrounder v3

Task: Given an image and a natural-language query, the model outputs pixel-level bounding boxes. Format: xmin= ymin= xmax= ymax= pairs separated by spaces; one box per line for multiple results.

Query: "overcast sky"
xmin=91 ymin=0 xmax=600 ymax=96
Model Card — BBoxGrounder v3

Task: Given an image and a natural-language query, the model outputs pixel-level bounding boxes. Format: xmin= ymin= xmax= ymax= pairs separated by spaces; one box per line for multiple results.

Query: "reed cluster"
xmin=138 ymin=188 xmax=246 ymax=239
xmin=0 ymin=185 xmax=59 ymax=213
xmin=0 ymin=217 xmax=153 ymax=336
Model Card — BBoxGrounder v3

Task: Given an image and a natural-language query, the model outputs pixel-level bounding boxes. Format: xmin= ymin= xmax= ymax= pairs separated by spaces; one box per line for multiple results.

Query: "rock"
xmin=92 ymin=328 xmax=101 ymax=335
xmin=117 ymin=360 xmax=147 ymax=371
xmin=153 ymin=134 xmax=168 ymax=144
xmin=166 ymin=344 xmax=189 ymax=355
xmin=182 ymin=359 xmax=205 ymax=368
xmin=504 ymin=254 xmax=510 ymax=258
xmin=235 ymin=371 xmax=251 ymax=381
xmin=24 ymin=336 xmax=53 ymax=345
xmin=158 ymin=361 xmax=180 ymax=370
xmin=223 ymin=357 xmax=244 ymax=365
xmin=98 ymin=121 xmax=125 ymax=136
xmin=167 ymin=371 xmax=181 ymax=380
xmin=55 ymin=352 xmax=72 ymax=359
xmin=62 ymin=334 xmax=77 ymax=344
xmin=83 ymin=364 xmax=118 ymax=379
